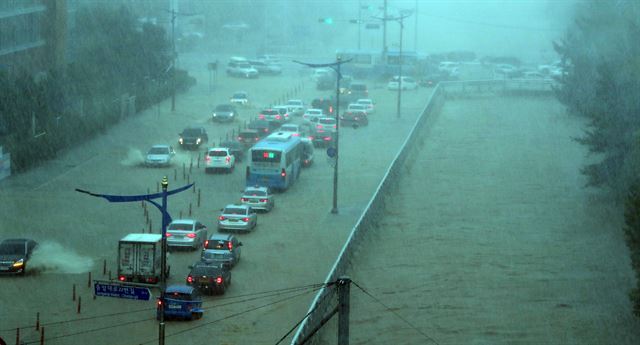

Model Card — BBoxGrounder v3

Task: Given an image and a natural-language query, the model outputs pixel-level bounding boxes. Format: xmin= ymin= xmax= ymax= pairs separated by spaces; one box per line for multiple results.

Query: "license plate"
xmin=167 ymin=304 xmax=182 ymax=309
xmin=0 ymin=267 xmax=9 ymax=271
xmin=229 ymin=219 xmax=238 ymax=222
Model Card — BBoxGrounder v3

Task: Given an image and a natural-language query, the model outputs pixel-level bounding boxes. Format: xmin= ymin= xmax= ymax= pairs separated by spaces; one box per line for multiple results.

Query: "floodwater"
xmin=322 ymin=95 xmax=640 ymax=344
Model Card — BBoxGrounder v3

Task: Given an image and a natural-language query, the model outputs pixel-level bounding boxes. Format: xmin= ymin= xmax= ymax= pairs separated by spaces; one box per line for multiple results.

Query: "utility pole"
xmin=337 ymin=276 xmax=352 ymax=345
xmin=382 ymin=0 xmax=388 ymax=61
xmin=414 ymin=0 xmax=418 ymax=51
xmin=357 ymin=0 xmax=362 ymax=50
xmin=169 ymin=9 xmax=176 ymax=112
xmin=158 ymin=176 xmax=168 ymax=345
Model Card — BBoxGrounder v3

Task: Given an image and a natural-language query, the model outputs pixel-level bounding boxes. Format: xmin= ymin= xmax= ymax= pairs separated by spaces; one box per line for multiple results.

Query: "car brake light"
xmin=259 ymin=115 xmax=265 ymax=119
xmin=241 ymin=197 xmax=249 ymax=202
xmin=281 ymin=168 xmax=286 ymax=177
xmin=118 ymin=276 xmax=126 ymax=282
xmin=157 ymin=299 xmax=162 ymax=307
xmin=166 ymin=233 xmax=172 ymax=237
xmin=324 ymin=136 xmax=331 ymax=141
xmin=242 ymin=217 xmax=249 ymax=222
xmin=187 ymin=275 xmax=193 ymax=283
xmin=333 ymin=125 xmax=337 ymax=128
xmin=225 ymin=156 xmax=231 ymax=163
xmin=204 ymin=240 xmax=209 ymax=247
xmin=316 ymin=125 xmax=322 ymax=129
xmin=275 ymin=115 xmax=281 ymax=119
xmin=260 ymin=199 xmax=267 ymax=202
xmin=186 ymin=233 xmax=196 ymax=238
xmin=216 ymin=276 xmax=223 ymax=284
xmin=292 ymin=133 xmax=299 ymax=136
xmin=329 ymin=106 xmax=333 ymax=113
xmin=227 ymin=241 xmax=233 ymax=250
xmin=205 ymin=155 xmax=211 ymax=162
xmin=219 ymin=216 xmax=226 ymax=221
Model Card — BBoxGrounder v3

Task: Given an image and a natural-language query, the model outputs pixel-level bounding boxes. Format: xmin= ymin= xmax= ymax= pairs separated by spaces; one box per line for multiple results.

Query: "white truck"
xmin=117 ymin=233 xmax=169 ymax=284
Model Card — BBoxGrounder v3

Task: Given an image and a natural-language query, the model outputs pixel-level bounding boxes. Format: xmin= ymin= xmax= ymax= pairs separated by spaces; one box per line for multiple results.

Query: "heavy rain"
xmin=1 ymin=1 xmax=639 ymax=345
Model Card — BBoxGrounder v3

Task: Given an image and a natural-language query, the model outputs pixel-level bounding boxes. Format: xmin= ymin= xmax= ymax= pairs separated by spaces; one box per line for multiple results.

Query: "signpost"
xmin=94 ymin=281 xmax=151 ymax=301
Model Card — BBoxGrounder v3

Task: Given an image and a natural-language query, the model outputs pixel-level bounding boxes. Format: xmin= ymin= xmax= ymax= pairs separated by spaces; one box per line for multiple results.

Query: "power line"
xmin=138 ymin=285 xmax=325 ymax=345
xmin=416 ymin=11 xmax=563 ymax=33
xmin=352 ymin=280 xmax=441 ymax=345
xmin=0 ymin=282 xmax=325 ymax=333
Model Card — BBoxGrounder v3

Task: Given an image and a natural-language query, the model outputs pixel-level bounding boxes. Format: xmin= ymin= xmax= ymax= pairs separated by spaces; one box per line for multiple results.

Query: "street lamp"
xmin=373 ymin=10 xmax=413 ymax=119
xmin=293 ymin=57 xmax=351 ymax=214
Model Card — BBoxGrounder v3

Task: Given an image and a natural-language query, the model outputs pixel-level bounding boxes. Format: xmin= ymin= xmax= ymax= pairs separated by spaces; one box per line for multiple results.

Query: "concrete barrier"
xmin=290 ymin=79 xmax=555 ymax=344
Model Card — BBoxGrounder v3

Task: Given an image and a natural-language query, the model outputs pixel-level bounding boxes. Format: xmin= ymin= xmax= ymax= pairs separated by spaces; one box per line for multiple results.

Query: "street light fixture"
xmin=293 ymin=57 xmax=351 ymax=214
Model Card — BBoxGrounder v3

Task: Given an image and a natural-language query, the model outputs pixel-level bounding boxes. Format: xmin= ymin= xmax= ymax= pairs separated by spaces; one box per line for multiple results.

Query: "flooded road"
xmin=334 ymin=95 xmax=640 ymax=344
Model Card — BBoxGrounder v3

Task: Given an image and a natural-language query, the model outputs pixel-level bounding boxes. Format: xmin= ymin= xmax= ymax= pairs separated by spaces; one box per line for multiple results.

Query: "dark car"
xmin=418 ymin=72 xmax=450 ymax=87
xmin=0 ymin=238 xmax=38 ymax=275
xmin=212 ymin=104 xmax=238 ymax=122
xmin=178 ymin=127 xmax=208 ymax=150
xmin=219 ymin=140 xmax=245 ymax=162
xmin=340 ymin=111 xmax=369 ymax=127
xmin=349 ymin=82 xmax=368 ymax=101
xmin=237 ymin=129 xmax=261 ymax=147
xmin=248 ymin=119 xmax=279 ymax=137
xmin=309 ymin=127 xmax=336 ymax=148
xmin=311 ymin=98 xmax=334 ymax=116
xmin=316 ymin=74 xmax=334 ymax=90
xmin=157 ymin=285 xmax=203 ymax=320
xmin=202 ymin=234 xmax=243 ymax=269
xmin=186 ymin=262 xmax=231 ymax=295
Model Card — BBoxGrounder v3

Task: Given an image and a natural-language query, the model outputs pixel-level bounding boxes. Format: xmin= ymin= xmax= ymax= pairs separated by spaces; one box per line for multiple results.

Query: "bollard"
xmin=103 ymin=259 xmax=106 ymax=275
xmin=187 ymin=174 xmax=190 ymax=184
xmin=183 ymin=162 xmax=186 ymax=180
xmin=16 ymin=327 xmax=19 ymax=345
xmin=192 ymin=182 xmax=196 ymax=193
xmin=148 ymin=220 xmax=152 ymax=233
xmin=77 ymin=296 xmax=81 ymax=314
xmin=39 ymin=327 xmax=44 ymax=345
xmin=174 ymin=168 xmax=178 ymax=181
xmin=35 ymin=312 xmax=39 ymax=331
xmin=156 ymin=182 xmax=159 ymax=193
xmin=197 ymin=189 xmax=201 ymax=207
xmin=88 ymin=272 xmax=92 ymax=288
xmin=72 ymin=284 xmax=76 ymax=301
xmin=189 ymin=159 xmax=193 ymax=174
xmin=189 ymin=203 xmax=192 ymax=216
xmin=179 ymin=210 xmax=183 ymax=219
xmin=147 ymin=187 xmax=150 ymax=195
xmin=108 ymin=270 xmax=112 ymax=280
xmin=197 ymin=153 xmax=200 ymax=168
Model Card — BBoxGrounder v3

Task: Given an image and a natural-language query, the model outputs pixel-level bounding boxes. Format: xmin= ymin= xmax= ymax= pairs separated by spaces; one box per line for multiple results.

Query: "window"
xmin=208 ymin=150 xmax=228 ymax=157
xmin=168 ymin=223 xmax=193 ymax=231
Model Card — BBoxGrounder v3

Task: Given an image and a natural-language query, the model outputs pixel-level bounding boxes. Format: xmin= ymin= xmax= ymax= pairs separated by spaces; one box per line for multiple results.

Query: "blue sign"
xmin=326 ymin=147 xmax=337 ymax=158
xmin=94 ymin=281 xmax=151 ymax=301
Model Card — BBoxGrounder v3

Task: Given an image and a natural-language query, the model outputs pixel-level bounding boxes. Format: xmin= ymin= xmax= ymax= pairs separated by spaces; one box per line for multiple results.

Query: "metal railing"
xmin=290 ymin=78 xmax=555 ymax=344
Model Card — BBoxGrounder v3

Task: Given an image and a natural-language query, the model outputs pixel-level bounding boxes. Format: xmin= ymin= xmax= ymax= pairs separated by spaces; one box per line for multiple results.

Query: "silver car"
xmin=201 ymin=234 xmax=243 ymax=268
xmin=241 ymin=186 xmax=274 ymax=212
xmin=166 ymin=219 xmax=208 ymax=250
xmin=145 ymin=144 xmax=175 ymax=167
xmin=217 ymin=204 xmax=257 ymax=232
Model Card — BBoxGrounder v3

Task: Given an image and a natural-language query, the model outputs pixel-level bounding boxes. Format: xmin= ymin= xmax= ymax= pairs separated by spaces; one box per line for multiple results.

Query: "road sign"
xmin=94 ymin=281 xmax=151 ymax=301
xmin=326 ymin=147 xmax=337 ymax=158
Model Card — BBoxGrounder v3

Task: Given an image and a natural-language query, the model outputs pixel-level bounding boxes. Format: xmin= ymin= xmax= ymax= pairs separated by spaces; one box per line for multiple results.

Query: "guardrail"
xmin=290 ymin=78 xmax=556 ymax=344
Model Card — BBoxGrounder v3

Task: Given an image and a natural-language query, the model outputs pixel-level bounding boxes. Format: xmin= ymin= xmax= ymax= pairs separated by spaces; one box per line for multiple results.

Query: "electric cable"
xmin=352 ymin=280 xmax=441 ymax=345
xmin=0 ymin=282 xmax=325 ymax=333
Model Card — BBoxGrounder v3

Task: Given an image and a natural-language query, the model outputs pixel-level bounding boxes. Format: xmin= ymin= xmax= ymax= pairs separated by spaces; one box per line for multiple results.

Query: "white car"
xmin=286 ymin=99 xmax=305 ymax=116
xmin=205 ymin=147 xmax=236 ymax=173
xmin=166 ymin=219 xmax=208 ymax=250
xmin=227 ymin=57 xmax=259 ymax=78
xmin=230 ymin=91 xmax=249 ymax=105
xmin=347 ymin=103 xmax=369 ymax=115
xmin=145 ymin=145 xmax=175 ymax=167
xmin=272 ymin=105 xmax=292 ymax=122
xmin=303 ymin=108 xmax=324 ymax=124
xmin=387 ymin=76 xmax=418 ymax=90
xmin=315 ymin=117 xmax=337 ymax=133
xmin=280 ymin=124 xmax=306 ymax=137
xmin=356 ymin=99 xmax=375 ymax=114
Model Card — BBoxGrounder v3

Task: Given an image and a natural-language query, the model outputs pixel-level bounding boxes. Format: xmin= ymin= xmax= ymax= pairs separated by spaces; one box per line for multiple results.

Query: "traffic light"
xmin=319 ymin=17 xmax=334 ymax=24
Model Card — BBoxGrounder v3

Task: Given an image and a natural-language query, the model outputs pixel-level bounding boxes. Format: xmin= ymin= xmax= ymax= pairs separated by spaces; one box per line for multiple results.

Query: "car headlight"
xmin=213 ymin=113 xmax=217 ymax=117
xmin=179 ymin=138 xmax=184 ymax=144
xmin=12 ymin=259 xmax=24 ymax=268
xmin=196 ymin=138 xmax=201 ymax=144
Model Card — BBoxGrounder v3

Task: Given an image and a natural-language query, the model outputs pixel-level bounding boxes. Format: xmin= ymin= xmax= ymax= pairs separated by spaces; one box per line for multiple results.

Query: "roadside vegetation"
xmin=0 ymin=4 xmax=195 ymax=172
xmin=554 ymin=1 xmax=640 ymax=316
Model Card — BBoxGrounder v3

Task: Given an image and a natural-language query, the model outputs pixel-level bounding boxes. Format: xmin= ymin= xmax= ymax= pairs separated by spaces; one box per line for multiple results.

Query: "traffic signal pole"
xmin=337 ymin=277 xmax=352 ymax=345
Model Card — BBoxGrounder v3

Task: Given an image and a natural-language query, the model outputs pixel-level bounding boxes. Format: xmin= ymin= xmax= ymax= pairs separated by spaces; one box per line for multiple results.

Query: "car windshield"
xmin=208 ymin=150 xmax=227 ymax=157
xmin=232 ymin=93 xmax=246 ymax=99
xmin=308 ymin=110 xmax=321 ymax=115
xmin=244 ymin=190 xmax=266 ymax=196
xmin=181 ymin=128 xmax=201 ymax=136
xmin=0 ymin=243 xmax=24 ymax=254
xmin=215 ymin=105 xmax=233 ymax=111
xmin=166 ymin=292 xmax=193 ymax=301
xmin=350 ymin=105 xmax=365 ymax=110
xmin=205 ymin=240 xmax=231 ymax=250
xmin=224 ymin=208 xmax=247 ymax=215
xmin=168 ymin=223 xmax=192 ymax=231
xmin=191 ymin=265 xmax=221 ymax=276
xmin=148 ymin=147 xmax=168 ymax=154
xmin=261 ymin=110 xmax=279 ymax=116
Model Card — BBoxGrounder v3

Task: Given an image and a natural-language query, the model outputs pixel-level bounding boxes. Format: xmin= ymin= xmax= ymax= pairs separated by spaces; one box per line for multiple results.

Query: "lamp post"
xmin=294 ymin=57 xmax=351 ymax=214
xmin=373 ymin=11 xmax=413 ymax=119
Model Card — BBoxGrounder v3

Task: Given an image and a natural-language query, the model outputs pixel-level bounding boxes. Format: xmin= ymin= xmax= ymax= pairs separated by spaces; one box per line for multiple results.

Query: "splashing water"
xmin=28 ymin=242 xmax=94 ymax=274
xmin=120 ymin=148 xmax=145 ymax=166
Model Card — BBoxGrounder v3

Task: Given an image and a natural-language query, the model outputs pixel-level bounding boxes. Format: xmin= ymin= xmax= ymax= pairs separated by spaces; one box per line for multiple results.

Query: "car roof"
xmin=244 ymin=185 xmax=269 ymax=192
xmin=151 ymin=144 xmax=170 ymax=149
xmin=208 ymin=147 xmax=229 ymax=152
xmin=306 ymin=108 xmax=322 ymax=112
xmin=224 ymin=203 xmax=249 ymax=209
xmin=166 ymin=284 xmax=196 ymax=294
xmin=169 ymin=219 xmax=197 ymax=225
xmin=0 ymin=238 xmax=35 ymax=245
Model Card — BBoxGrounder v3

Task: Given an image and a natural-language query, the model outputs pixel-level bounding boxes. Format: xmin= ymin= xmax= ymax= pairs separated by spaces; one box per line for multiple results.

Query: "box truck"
xmin=117 ymin=233 xmax=169 ymax=284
